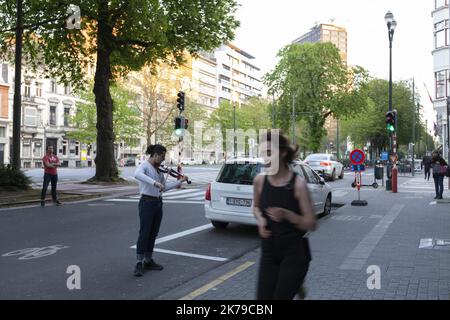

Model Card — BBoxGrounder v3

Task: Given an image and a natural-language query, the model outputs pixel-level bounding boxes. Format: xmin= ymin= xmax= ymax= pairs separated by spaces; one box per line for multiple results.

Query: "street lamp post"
xmin=385 ymin=11 xmax=397 ymax=192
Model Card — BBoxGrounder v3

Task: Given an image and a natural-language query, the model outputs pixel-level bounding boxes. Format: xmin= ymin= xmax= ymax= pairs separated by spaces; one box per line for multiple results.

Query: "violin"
xmin=158 ymin=164 xmax=192 ymax=184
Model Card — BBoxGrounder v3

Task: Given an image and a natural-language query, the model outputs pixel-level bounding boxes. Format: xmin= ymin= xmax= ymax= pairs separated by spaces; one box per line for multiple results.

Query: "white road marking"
xmin=152 ymin=248 xmax=227 ymax=262
xmin=429 ymin=201 xmax=437 ymax=206
xmin=130 ymin=224 xmax=213 ymax=249
xmin=339 ymin=204 xmax=404 ymax=270
xmin=164 ymin=191 xmax=205 ymax=200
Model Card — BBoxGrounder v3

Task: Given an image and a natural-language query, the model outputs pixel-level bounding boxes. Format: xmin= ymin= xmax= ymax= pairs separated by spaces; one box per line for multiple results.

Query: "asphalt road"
xmin=1 ymin=169 xmax=365 ymax=299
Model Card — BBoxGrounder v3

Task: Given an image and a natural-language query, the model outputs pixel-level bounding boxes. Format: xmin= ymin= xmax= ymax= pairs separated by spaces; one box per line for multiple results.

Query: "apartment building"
xmin=432 ymin=0 xmax=450 ymax=159
xmin=213 ymin=44 xmax=263 ymax=106
xmin=0 ymin=62 xmax=90 ymax=168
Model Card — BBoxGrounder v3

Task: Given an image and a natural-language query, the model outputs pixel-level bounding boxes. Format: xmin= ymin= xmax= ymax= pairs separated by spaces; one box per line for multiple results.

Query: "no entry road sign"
xmin=350 ymin=149 xmax=365 ymax=165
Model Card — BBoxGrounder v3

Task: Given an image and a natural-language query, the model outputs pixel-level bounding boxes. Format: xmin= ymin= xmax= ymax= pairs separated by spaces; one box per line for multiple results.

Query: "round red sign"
xmin=350 ymin=149 xmax=365 ymax=165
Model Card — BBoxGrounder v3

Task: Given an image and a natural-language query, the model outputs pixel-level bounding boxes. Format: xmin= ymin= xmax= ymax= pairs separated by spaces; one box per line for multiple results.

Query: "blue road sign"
xmin=351 ymin=164 xmax=366 ymax=172
xmin=381 ymin=152 xmax=388 ymax=161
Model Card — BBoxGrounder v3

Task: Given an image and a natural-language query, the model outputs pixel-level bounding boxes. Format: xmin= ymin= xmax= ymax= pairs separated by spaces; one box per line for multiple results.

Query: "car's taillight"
xmin=205 ymin=183 xmax=211 ymax=201
xmin=320 ymin=162 xmax=331 ymax=166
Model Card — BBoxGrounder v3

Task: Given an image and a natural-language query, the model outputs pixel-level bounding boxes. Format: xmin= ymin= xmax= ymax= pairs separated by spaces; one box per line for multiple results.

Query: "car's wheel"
xmin=211 ymin=220 xmax=229 ymax=229
xmin=323 ymin=195 xmax=332 ymax=216
xmin=339 ymin=169 xmax=344 ymax=179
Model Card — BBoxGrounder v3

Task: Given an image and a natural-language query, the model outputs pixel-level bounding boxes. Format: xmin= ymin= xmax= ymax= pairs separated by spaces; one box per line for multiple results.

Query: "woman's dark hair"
xmin=261 ymin=130 xmax=299 ymax=164
xmin=146 ymin=144 xmax=167 ymax=156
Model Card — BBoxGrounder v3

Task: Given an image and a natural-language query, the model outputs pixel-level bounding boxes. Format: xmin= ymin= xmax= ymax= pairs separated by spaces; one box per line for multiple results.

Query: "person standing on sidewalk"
xmin=41 ymin=146 xmax=61 ymax=207
xmin=253 ymin=131 xmax=317 ymax=300
xmin=133 ymin=144 xmax=189 ymax=277
xmin=422 ymin=153 xmax=432 ymax=181
xmin=431 ymin=151 xmax=448 ymax=200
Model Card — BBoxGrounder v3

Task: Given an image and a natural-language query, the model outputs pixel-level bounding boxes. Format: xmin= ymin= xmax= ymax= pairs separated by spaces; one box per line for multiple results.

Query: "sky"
xmin=233 ymin=0 xmax=437 ymax=132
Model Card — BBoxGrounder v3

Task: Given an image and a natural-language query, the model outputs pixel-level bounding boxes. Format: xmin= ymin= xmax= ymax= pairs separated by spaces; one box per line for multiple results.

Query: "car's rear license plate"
xmin=226 ymin=197 xmax=252 ymax=207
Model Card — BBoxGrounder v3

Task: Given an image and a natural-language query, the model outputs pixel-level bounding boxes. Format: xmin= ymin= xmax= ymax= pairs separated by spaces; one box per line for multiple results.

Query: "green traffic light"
xmin=387 ymin=124 xmax=395 ymax=132
xmin=175 ymin=128 xmax=183 ymax=136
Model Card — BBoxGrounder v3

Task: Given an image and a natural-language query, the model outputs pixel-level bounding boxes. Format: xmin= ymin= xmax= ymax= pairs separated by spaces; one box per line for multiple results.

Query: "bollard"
xmin=177 ymin=164 xmax=182 ymax=188
xmin=392 ymin=166 xmax=398 ymax=193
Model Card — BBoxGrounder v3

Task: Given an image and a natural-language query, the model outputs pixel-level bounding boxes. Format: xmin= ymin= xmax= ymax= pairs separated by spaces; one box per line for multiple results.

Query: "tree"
xmin=208 ymin=97 xmax=271 ymax=156
xmin=0 ymin=0 xmax=239 ymax=181
xmin=68 ymin=83 xmax=142 ymax=163
xmin=265 ymin=42 xmax=369 ymax=152
xmin=340 ymin=79 xmax=432 ymax=158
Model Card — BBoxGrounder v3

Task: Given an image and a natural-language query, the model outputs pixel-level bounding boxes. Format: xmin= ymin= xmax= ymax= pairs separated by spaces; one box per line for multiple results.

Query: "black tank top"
xmin=260 ymin=172 xmax=306 ymax=238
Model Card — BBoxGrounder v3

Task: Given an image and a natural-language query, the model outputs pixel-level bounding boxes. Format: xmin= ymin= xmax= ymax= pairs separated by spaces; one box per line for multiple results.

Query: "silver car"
xmin=304 ymin=153 xmax=344 ymax=181
xmin=204 ymin=158 xmax=333 ymax=229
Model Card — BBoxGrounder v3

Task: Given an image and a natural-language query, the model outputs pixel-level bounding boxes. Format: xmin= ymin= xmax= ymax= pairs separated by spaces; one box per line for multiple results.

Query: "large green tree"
xmin=0 ymin=0 xmax=239 ymax=181
xmin=265 ymin=42 xmax=369 ymax=152
xmin=340 ymin=79 xmax=435 ymax=158
xmin=68 ymin=83 xmax=142 ymax=154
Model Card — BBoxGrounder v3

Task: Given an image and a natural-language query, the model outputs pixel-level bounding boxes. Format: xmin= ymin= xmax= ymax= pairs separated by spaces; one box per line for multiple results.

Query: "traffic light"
xmin=177 ymin=91 xmax=185 ymax=112
xmin=386 ymin=110 xmax=396 ymax=133
xmin=174 ymin=116 xmax=188 ymax=136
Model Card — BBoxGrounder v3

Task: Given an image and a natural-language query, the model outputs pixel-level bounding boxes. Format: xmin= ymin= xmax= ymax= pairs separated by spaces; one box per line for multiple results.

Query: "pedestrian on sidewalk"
xmin=40 ymin=146 xmax=62 ymax=207
xmin=253 ymin=131 xmax=317 ymax=300
xmin=422 ymin=153 xmax=432 ymax=181
xmin=133 ymin=144 xmax=189 ymax=277
xmin=431 ymin=150 xmax=448 ymax=200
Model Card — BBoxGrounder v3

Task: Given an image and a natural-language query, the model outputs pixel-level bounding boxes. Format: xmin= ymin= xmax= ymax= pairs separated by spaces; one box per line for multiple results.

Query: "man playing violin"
xmin=133 ymin=144 xmax=189 ymax=277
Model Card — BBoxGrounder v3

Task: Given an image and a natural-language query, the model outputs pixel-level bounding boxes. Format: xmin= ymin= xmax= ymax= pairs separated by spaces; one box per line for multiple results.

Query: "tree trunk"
xmin=92 ymin=3 xmax=118 ymax=181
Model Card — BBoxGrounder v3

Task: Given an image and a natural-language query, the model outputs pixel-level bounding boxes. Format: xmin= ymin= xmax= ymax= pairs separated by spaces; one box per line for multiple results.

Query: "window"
xmin=51 ymin=80 xmax=57 ymax=93
xmin=0 ymin=126 xmax=5 ymax=137
xmin=216 ymin=163 xmax=262 ymax=185
xmin=435 ymin=70 xmax=448 ymax=99
xmin=35 ymin=83 xmax=42 ymax=97
xmin=292 ymin=163 xmax=306 ymax=179
xmin=436 ymin=0 xmax=448 ymax=9
xmin=302 ymin=165 xmax=320 ymax=184
xmin=219 ymin=75 xmax=230 ymax=83
xmin=22 ymin=139 xmax=31 ymax=158
xmin=434 ymin=20 xmax=449 ymax=49
xmin=34 ymin=139 xmax=42 ymax=158
xmin=222 ymin=64 xmax=230 ymax=71
xmin=64 ymin=108 xmax=70 ymax=126
xmin=49 ymin=106 xmax=57 ymax=125
xmin=222 ymin=86 xmax=231 ymax=93
xmin=24 ymin=108 xmax=37 ymax=126
xmin=24 ymin=82 xmax=31 ymax=98
xmin=1 ymin=63 xmax=8 ymax=83
xmin=64 ymin=84 xmax=72 ymax=95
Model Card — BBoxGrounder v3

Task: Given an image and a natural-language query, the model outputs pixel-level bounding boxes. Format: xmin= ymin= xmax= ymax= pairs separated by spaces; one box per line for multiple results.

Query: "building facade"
xmin=432 ymin=0 xmax=450 ymax=159
xmin=0 ymin=62 xmax=89 ymax=168
xmin=213 ymin=44 xmax=263 ymax=106
xmin=292 ymin=23 xmax=348 ymax=155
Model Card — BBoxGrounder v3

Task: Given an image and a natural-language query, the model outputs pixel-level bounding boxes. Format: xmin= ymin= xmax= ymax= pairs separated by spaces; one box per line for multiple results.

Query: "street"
xmin=4 ymin=168 xmax=449 ymax=300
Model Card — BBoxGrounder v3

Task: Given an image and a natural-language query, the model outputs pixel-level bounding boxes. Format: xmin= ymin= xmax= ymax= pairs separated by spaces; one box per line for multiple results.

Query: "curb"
xmin=155 ymin=247 xmax=260 ymax=300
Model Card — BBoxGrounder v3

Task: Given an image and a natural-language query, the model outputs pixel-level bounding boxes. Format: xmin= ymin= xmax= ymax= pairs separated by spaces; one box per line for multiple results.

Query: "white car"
xmin=304 ymin=153 xmax=344 ymax=181
xmin=180 ymin=158 xmax=198 ymax=165
xmin=204 ymin=158 xmax=332 ymax=229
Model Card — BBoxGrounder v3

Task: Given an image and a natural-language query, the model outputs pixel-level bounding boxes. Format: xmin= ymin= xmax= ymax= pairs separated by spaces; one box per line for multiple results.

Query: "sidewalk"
xmin=158 ymin=175 xmax=450 ymax=300
xmin=0 ymin=182 xmax=140 ymax=209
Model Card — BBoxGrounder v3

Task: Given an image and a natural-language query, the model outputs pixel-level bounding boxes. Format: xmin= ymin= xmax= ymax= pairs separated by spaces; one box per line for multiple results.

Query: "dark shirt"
xmin=422 ymin=156 xmax=432 ymax=168
xmin=431 ymin=156 xmax=448 ymax=177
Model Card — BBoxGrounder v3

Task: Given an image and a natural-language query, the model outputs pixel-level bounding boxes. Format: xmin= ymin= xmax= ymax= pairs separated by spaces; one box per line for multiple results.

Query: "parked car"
xmin=204 ymin=158 xmax=332 ymax=229
xmin=180 ymin=158 xmax=197 ymax=165
xmin=304 ymin=153 xmax=344 ymax=181
xmin=124 ymin=157 xmax=136 ymax=167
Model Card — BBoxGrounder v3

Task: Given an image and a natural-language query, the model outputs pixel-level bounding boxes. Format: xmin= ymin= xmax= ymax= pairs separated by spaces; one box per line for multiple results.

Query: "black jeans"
xmin=136 ymin=197 xmax=163 ymax=260
xmin=424 ymin=167 xmax=431 ymax=180
xmin=257 ymin=235 xmax=310 ymax=300
xmin=41 ymin=173 xmax=58 ymax=201
xmin=434 ymin=175 xmax=444 ymax=198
